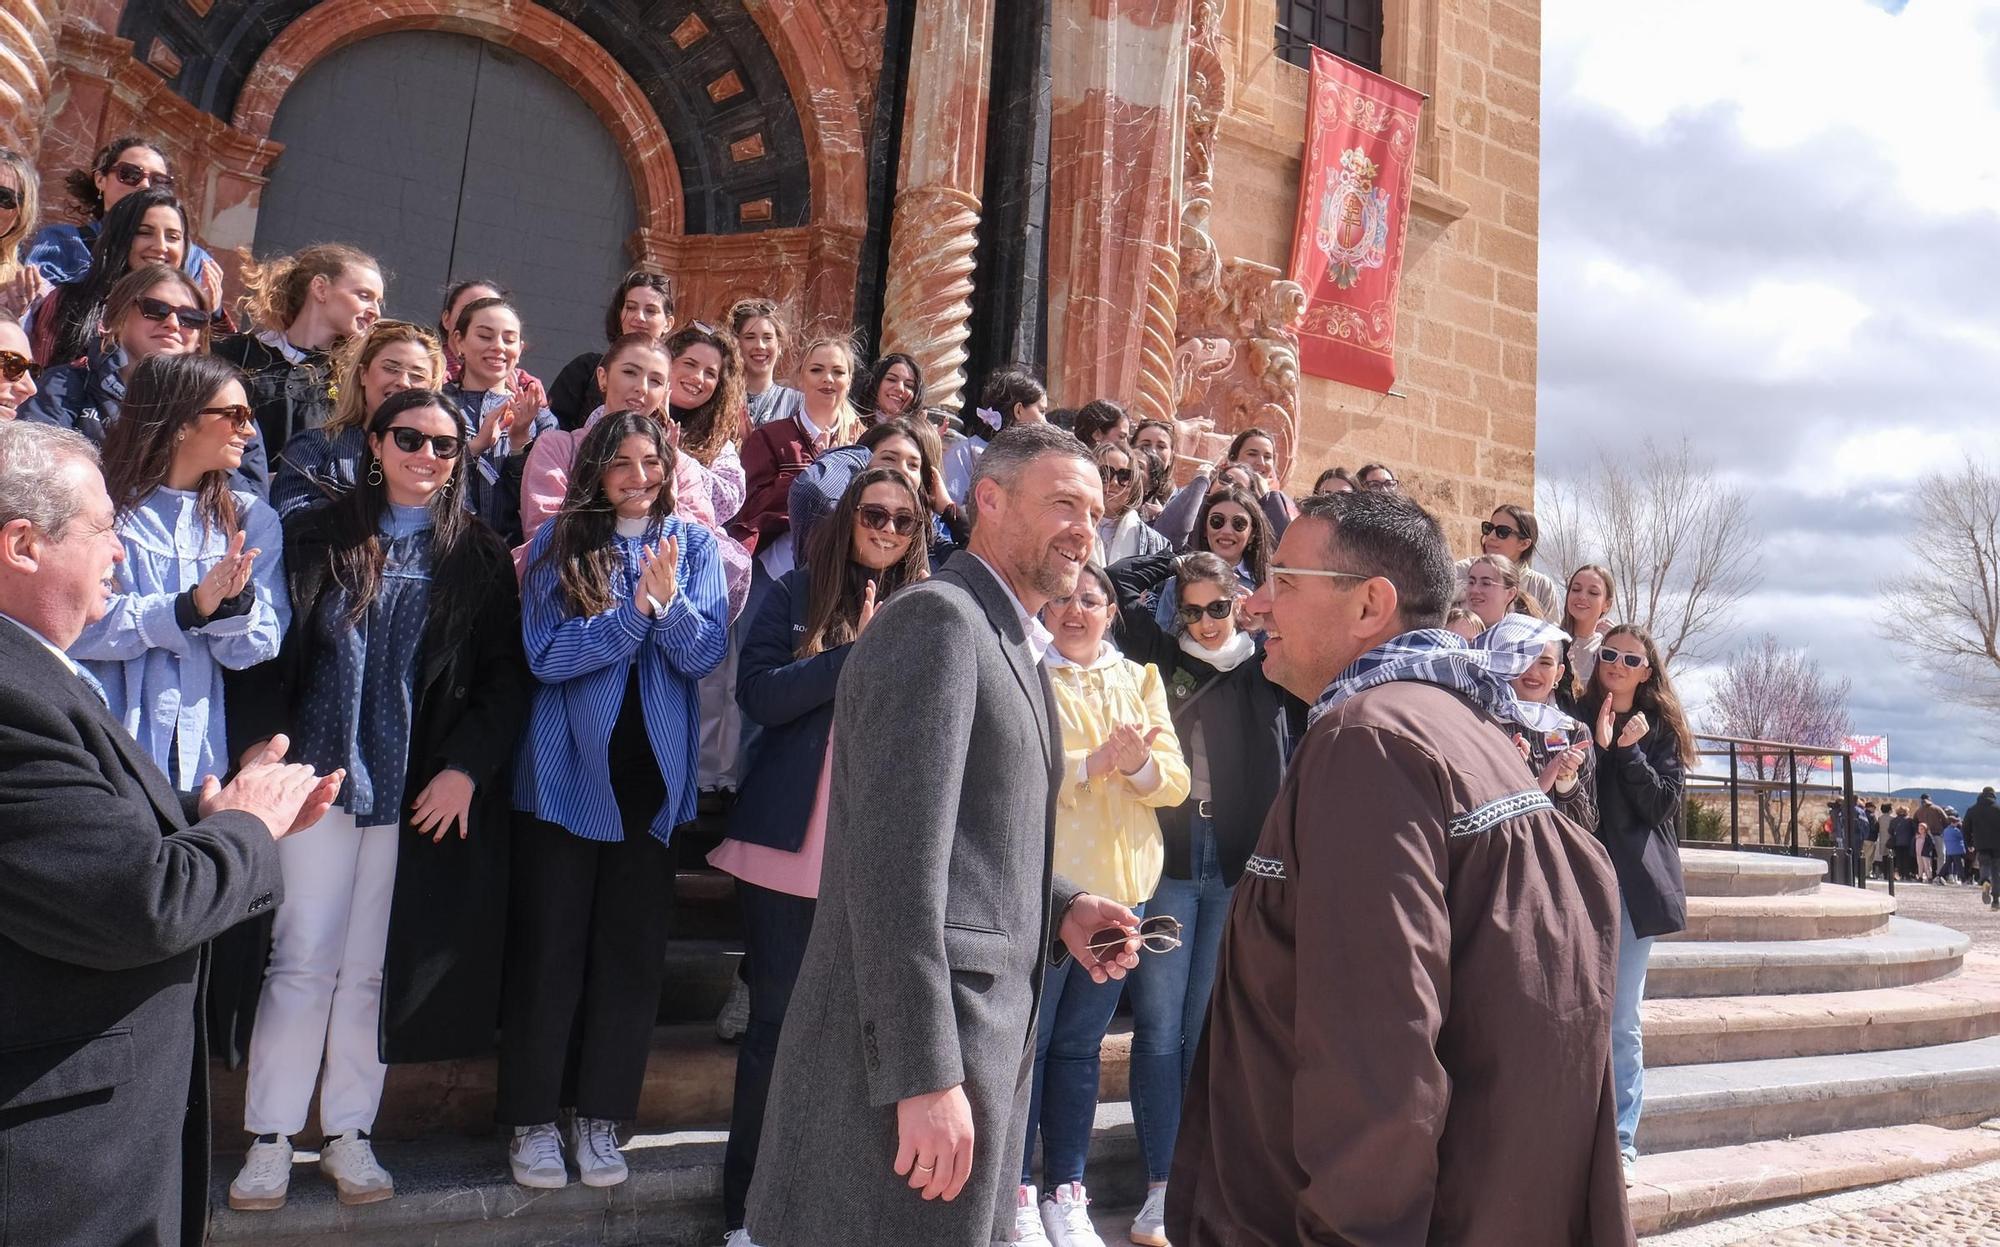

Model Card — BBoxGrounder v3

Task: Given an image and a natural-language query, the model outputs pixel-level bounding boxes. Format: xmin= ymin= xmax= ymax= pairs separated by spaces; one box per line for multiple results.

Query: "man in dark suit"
xmin=0 ymin=422 xmax=339 ymax=1246
xmin=746 ymin=424 xmax=1143 ymax=1247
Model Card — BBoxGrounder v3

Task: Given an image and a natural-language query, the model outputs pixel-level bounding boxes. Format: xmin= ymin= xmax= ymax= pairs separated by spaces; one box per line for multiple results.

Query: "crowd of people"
xmin=1839 ymin=791 xmax=2000 ymax=898
xmin=0 ymin=134 xmax=1684 ymax=1247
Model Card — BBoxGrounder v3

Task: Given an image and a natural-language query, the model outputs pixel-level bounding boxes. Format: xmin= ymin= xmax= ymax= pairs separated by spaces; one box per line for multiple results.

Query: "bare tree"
xmin=1534 ymin=438 xmax=1762 ymax=665
xmin=1880 ymin=461 xmax=2000 ymax=718
xmin=1706 ymin=633 xmax=1854 ymax=842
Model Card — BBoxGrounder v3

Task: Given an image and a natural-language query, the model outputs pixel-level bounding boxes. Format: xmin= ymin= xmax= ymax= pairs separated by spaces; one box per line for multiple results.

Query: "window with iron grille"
xmin=1276 ymin=0 xmax=1384 ymax=72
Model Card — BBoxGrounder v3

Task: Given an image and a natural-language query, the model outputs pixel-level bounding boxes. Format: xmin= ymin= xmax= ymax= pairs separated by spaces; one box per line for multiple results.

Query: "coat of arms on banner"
xmin=1315 ymin=148 xmax=1392 ymax=290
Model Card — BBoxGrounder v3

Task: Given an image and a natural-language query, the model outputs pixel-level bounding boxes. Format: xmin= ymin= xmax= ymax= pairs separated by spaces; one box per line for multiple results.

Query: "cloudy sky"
xmin=1536 ymin=0 xmax=2000 ymax=791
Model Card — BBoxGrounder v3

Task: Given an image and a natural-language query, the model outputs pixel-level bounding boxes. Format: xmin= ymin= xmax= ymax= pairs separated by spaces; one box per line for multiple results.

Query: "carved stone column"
xmin=878 ymin=0 xmax=995 ymax=413
xmin=1044 ymin=0 xmax=1194 ymax=415
xmin=0 ymin=0 xmax=64 ymax=155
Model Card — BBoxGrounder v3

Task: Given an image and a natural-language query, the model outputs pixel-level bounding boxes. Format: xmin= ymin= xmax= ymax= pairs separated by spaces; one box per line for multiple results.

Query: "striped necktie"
xmin=74 ymin=664 xmax=110 ymax=708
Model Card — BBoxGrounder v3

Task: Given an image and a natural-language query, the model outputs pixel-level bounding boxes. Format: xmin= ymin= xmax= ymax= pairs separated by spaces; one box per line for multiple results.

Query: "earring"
xmin=367 ymin=460 xmax=383 ymax=486
xmin=175 ymin=430 xmax=186 ymax=442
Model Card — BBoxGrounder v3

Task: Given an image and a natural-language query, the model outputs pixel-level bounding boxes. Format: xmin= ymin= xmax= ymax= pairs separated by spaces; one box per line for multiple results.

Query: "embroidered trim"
xmin=1448 ymin=789 xmax=1555 ymax=838
xmin=1244 ymin=854 xmax=1287 ymax=879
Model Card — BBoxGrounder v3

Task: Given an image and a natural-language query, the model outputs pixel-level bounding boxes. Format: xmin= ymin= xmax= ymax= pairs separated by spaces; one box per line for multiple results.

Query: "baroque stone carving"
xmin=881 ymin=185 xmax=982 ymax=411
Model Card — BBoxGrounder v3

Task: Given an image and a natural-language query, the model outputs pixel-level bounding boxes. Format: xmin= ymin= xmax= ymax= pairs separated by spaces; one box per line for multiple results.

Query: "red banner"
xmin=1288 ymin=49 xmax=1425 ymax=392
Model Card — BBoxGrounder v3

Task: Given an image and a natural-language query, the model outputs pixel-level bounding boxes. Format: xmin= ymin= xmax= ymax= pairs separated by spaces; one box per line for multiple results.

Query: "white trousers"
xmin=243 ymin=806 xmax=398 ymax=1137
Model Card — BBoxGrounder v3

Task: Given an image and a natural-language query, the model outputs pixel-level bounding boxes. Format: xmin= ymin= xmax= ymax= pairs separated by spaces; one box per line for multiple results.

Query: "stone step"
xmin=1659 ymin=884 xmax=1896 ymax=943
xmin=1638 ymin=1034 xmax=2000 ymax=1153
xmin=210 ymin=1022 xmax=1136 ymax=1144
xmin=1644 ymin=918 xmax=1970 ymax=999
xmin=1680 ymin=847 xmax=1826 ymax=897
xmin=1627 ymin=1122 xmax=2000 ymax=1236
xmin=207 ymin=1104 xmax=1146 ymax=1246
xmin=1643 ymin=955 xmax=2000 ymax=1066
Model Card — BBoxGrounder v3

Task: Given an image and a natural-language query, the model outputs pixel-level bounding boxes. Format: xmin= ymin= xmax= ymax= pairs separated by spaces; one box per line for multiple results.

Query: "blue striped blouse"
xmin=513 ymin=514 xmax=730 ymax=843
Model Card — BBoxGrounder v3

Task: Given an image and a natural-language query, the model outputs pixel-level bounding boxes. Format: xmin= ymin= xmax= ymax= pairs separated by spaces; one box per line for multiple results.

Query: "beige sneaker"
xmin=320 ymin=1130 xmax=394 ymax=1205
xmin=227 ymin=1134 xmax=294 ymax=1211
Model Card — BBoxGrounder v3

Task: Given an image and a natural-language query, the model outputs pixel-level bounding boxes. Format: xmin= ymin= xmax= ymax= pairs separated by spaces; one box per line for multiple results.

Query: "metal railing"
xmin=1680 ymin=733 xmax=1877 ymax=891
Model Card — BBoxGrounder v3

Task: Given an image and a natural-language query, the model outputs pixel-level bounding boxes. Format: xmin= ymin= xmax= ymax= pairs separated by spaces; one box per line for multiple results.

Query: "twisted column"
xmin=878 ymin=0 xmax=996 ymax=414
xmin=0 ymin=0 xmax=62 ymax=156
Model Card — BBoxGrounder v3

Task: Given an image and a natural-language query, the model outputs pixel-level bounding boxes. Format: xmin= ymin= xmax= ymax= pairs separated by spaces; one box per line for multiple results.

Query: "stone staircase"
xmin=203 ymin=851 xmax=2000 ymax=1243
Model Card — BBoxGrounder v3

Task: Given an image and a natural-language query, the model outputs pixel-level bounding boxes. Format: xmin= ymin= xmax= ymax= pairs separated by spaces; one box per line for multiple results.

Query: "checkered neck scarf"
xmin=1310 ymin=617 xmax=1577 ymax=736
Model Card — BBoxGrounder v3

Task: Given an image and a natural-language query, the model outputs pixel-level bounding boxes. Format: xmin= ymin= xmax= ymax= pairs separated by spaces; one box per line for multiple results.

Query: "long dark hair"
xmin=797 ymin=467 xmax=928 ymax=658
xmin=63 ymin=136 xmax=168 ymax=220
xmin=327 ymin=388 xmax=481 ymax=625
xmin=969 ymin=366 xmax=1047 ymax=441
xmin=1193 ymin=484 xmax=1270 ymax=583
xmin=857 ymin=417 xmax=940 ymax=502
xmin=1581 ymin=623 xmax=1697 ymax=768
xmin=102 ymin=354 xmax=245 ymax=537
xmin=49 ymin=188 xmax=189 ymax=365
xmin=96 ymin=264 xmax=208 ymax=357
xmin=1073 ymin=399 xmax=1128 ymax=446
xmin=663 ymin=322 xmax=744 ymax=467
xmin=1095 ymin=439 xmax=1147 ymax=519
xmin=537 ymin=410 xmax=678 ymax=618
xmin=860 ymin=352 xmax=925 ymax=420
xmin=603 ymin=271 xmax=673 ymax=343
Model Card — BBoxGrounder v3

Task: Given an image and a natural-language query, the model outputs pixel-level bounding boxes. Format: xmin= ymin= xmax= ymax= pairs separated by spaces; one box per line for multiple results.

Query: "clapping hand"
xmin=198 ymin=733 xmax=344 ymax=839
xmin=192 ymin=529 xmax=259 ymax=618
xmin=1594 ymin=698 xmax=1616 ymax=750
xmin=469 ymin=400 xmax=516 ymax=456
xmin=1540 ymin=743 xmax=1588 ymax=790
xmin=1616 ymin=711 xmax=1650 ymax=749
xmin=857 ymin=580 xmax=879 ymax=634
xmin=197 ymin=257 xmax=226 ymax=318
xmin=634 ymin=536 xmax=680 ymax=616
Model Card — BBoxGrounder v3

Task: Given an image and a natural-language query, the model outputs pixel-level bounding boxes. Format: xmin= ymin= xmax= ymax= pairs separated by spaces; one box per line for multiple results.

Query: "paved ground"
xmin=1640 ymin=1154 xmax=2000 ymax=1244
xmin=1868 ymin=876 xmax=2000 ymax=953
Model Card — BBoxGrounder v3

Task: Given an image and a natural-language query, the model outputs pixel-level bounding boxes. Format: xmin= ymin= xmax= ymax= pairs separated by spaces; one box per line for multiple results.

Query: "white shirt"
xmin=971 ymin=553 xmax=1054 ymax=664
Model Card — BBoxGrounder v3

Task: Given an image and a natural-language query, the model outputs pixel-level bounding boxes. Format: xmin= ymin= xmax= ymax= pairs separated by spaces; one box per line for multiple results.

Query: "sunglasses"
xmin=136 ymin=296 xmax=208 ymax=331
xmin=856 ymin=503 xmax=920 ymax=536
xmin=386 ymin=427 xmax=465 ymax=459
xmin=0 ymin=351 xmax=31 ymax=382
xmin=1177 ymin=600 xmax=1235 ymax=624
xmin=1086 ymin=915 xmax=1183 ymax=962
xmin=109 ymin=161 xmax=173 ymax=191
xmin=0 ymin=187 xmax=18 ymax=213
xmin=1206 ymin=513 xmax=1251 ymax=534
xmin=198 ymin=405 xmax=256 ymax=430
xmin=1481 ymin=521 xmax=1522 ymax=540
xmin=1099 ymin=466 xmax=1134 ymax=487
xmin=1601 ymin=650 xmax=1649 ymax=669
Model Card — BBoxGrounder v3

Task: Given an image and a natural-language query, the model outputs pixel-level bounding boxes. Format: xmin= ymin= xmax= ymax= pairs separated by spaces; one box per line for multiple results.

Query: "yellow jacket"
xmin=1047 ymin=644 xmax=1191 ymax=905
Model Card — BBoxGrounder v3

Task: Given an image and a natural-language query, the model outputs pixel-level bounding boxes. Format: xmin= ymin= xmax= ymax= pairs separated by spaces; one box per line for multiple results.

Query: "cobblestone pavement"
xmin=1641 ymin=1156 xmax=2000 ymax=1245
xmin=1880 ymin=875 xmax=2000 ymax=954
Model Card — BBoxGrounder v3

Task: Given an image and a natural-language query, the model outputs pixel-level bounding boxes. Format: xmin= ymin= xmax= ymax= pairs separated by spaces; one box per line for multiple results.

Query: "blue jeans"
xmin=1124 ymin=818 xmax=1232 ymax=1182
xmin=1613 ymin=898 xmax=1653 ymax=1161
xmin=1022 ymin=912 xmax=1136 ymax=1186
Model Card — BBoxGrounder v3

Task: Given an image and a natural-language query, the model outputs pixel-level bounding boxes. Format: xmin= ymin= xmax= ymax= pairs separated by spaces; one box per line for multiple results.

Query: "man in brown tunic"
xmin=1167 ymin=490 xmax=1633 ymax=1246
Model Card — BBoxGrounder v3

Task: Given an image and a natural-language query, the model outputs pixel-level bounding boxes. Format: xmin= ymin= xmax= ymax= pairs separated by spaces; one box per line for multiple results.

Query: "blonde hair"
xmin=0 ymin=147 xmax=39 ymax=284
xmin=325 ymin=320 xmax=446 ymax=436
xmin=795 ymin=333 xmax=865 ymax=446
xmin=238 ymin=242 xmax=379 ymax=331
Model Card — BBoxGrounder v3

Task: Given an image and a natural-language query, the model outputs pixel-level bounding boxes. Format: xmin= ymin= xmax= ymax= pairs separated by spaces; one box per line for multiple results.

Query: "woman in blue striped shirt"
xmin=500 ymin=411 xmax=730 ymax=1191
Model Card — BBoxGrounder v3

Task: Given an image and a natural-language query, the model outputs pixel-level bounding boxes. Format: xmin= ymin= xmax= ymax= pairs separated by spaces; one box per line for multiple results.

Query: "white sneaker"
xmin=994 ymin=1184 xmax=1052 ymax=1245
xmin=723 ymin=1232 xmax=764 ymax=1247
xmin=1041 ymin=1183 xmax=1107 ymax=1247
xmin=228 ymin=1134 xmax=295 ymax=1210
xmin=717 ymin=975 xmax=751 ymax=1043
xmin=320 ymin=1130 xmax=395 ymax=1205
xmin=1129 ymin=1184 xmax=1170 ymax=1246
xmin=568 ymin=1115 xmax=629 ymax=1187
xmin=509 ymin=1122 xmax=568 ymax=1189
xmin=1623 ymin=1155 xmax=1638 ymax=1187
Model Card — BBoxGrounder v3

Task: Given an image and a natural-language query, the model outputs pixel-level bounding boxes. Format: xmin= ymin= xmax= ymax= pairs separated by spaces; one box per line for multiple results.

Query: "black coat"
xmin=229 ymin=503 xmax=530 ymax=1062
xmin=0 ymin=617 xmax=283 ymax=1246
xmin=1966 ymin=795 xmax=2000 ymax=855
xmin=728 ymin=566 xmax=852 ymax=852
xmin=211 ymin=331 xmax=334 ymax=462
xmin=1591 ymin=710 xmax=1689 ymax=939
xmin=547 ymin=349 xmax=604 ymax=431
xmin=1107 ymin=550 xmax=1304 ymax=886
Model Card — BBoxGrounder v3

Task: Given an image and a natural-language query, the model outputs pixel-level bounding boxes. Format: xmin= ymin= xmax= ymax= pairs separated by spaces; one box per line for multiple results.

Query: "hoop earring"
xmin=367 ymin=460 xmax=383 ymax=486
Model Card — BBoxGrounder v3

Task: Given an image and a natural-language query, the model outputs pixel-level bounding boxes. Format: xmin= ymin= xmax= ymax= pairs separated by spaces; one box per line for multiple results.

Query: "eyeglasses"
xmin=386 ymin=427 xmax=465 ymax=459
xmin=136 ymin=296 xmax=209 ymax=331
xmin=855 ymin=503 xmax=920 ymax=536
xmin=1206 ymin=513 xmax=1250 ymax=534
xmin=1269 ymin=564 xmax=1372 ymax=583
xmin=109 ymin=161 xmax=173 ymax=191
xmin=0 ymin=187 xmax=18 ymax=213
xmin=1086 ymin=915 xmax=1183 ymax=962
xmin=0 ymin=351 xmax=31 ymax=382
xmin=1601 ymin=650 xmax=1649 ymax=669
xmin=1481 ymin=521 xmax=1522 ymax=540
xmin=1362 ymin=476 xmax=1398 ymax=489
xmin=1177 ymin=600 xmax=1235 ymax=624
xmin=1048 ymin=593 xmax=1110 ymax=612
xmin=198 ymin=405 xmax=257 ymax=430
xmin=1099 ymin=466 xmax=1134 ymax=487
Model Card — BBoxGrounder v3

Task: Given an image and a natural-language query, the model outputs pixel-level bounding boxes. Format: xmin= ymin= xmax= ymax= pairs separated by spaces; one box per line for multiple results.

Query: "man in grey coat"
xmin=746 ymin=424 xmax=1144 ymax=1246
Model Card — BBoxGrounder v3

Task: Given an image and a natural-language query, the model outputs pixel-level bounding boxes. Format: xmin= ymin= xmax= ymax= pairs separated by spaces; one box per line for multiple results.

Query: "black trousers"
xmin=722 ymin=879 xmax=818 ymax=1229
xmin=496 ymin=790 xmax=675 ymax=1125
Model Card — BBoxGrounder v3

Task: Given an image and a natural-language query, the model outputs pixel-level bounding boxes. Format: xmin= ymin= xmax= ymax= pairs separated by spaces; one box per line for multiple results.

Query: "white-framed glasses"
xmin=1269 ymin=564 xmax=1372 ymax=582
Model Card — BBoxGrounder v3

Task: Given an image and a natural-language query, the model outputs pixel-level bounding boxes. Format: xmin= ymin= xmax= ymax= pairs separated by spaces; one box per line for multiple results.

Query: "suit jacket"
xmin=0 ymin=616 xmax=283 ymax=1246
xmin=746 ymin=552 xmax=1079 ymax=1247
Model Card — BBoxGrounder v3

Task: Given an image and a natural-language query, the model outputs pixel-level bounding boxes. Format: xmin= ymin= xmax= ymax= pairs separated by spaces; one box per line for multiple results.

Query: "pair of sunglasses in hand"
xmin=1085 ymin=914 xmax=1183 ymax=964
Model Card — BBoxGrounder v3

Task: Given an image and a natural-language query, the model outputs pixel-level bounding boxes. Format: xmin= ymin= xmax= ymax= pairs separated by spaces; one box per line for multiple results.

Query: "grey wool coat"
xmin=746 ymin=552 xmax=1080 ymax=1247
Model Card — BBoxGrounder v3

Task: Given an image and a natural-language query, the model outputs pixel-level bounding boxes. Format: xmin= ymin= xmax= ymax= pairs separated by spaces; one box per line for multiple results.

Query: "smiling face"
xmin=369 ymin=403 xmax=460 ymax=509
xmin=24 ymin=457 xmax=127 ymax=643
xmin=668 ymin=341 xmax=722 ymax=409
xmin=597 ymin=343 xmax=671 ymax=418
xmin=1179 ymin=579 xmax=1238 ymax=649
xmin=96 ymin=145 xmax=168 ymax=215
xmin=1134 ymin=423 xmax=1173 ymax=460
xmin=799 ymin=345 xmax=853 ymax=419
xmin=1566 ymin=568 xmax=1611 ymax=630
xmin=128 ymin=205 xmax=186 ymax=271
xmin=320 ymin=266 xmax=384 ymax=338
xmin=971 ymin=450 xmax=1102 ymax=609
xmin=1234 ymin=434 xmax=1276 ymax=479
xmin=454 ymin=305 xmax=522 ymax=391
xmin=1513 ymin=641 xmax=1562 ymax=704
xmin=1482 ymin=508 xmax=1532 ymax=561
xmin=359 ymin=340 xmax=435 ymax=416
xmin=602 ymin=432 xmax=668 ymax=519
xmin=1098 ymin=445 xmax=1136 ymax=514
xmin=114 ymin=276 xmax=205 ymax=362
xmin=866 ymin=432 xmax=924 ymax=491
xmin=737 ymin=316 xmax=781 ymax=384
xmin=174 ymin=379 xmax=255 ymax=479
xmin=0 ymin=163 xmax=22 ymax=239
xmin=1203 ymin=500 xmax=1252 ymax=564
xmin=1046 ymin=576 xmax=1114 ymax=664
xmin=619 ymin=287 xmax=671 ymax=339
xmin=1462 ymin=561 xmax=1518 ymax=626
xmin=875 ymin=360 xmax=919 ymax=417
xmin=0 ymin=319 xmax=39 ymax=421
xmin=851 ymin=480 xmax=917 ymax=571
xmin=1595 ymin=631 xmax=1654 ymax=700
